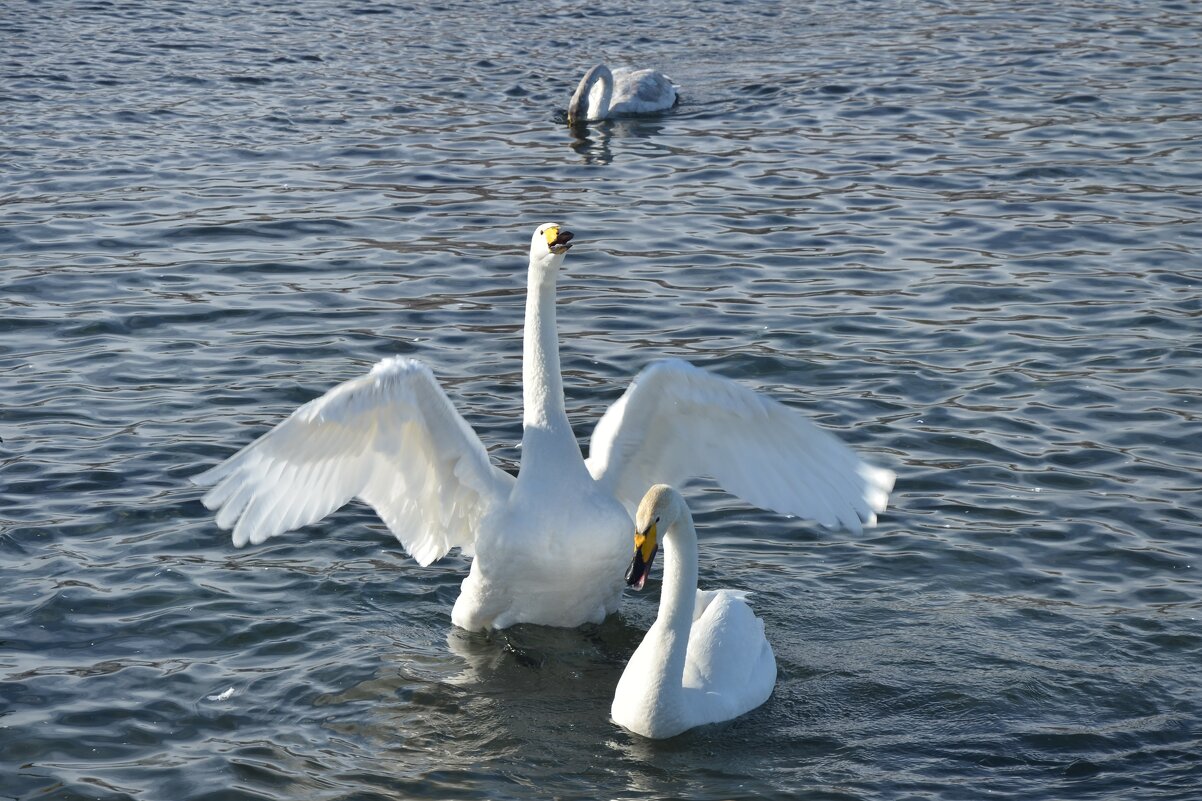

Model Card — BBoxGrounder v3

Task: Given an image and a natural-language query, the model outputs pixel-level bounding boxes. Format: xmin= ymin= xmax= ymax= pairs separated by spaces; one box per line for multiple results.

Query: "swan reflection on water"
xmin=565 ymin=116 xmax=680 ymax=164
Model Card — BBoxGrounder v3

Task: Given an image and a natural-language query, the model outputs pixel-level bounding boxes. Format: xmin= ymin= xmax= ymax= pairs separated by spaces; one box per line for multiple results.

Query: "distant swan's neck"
xmin=521 ymin=261 xmax=573 ymax=444
xmin=588 ymin=68 xmax=613 ymax=119
xmin=571 ymin=65 xmax=614 ymax=122
xmin=652 ymin=514 xmax=700 ymax=692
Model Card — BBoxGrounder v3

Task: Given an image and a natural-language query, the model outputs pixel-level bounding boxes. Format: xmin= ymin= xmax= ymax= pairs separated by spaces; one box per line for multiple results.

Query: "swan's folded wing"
xmin=585 ymin=359 xmax=894 ymax=533
xmin=611 ymin=68 xmax=678 ymax=113
xmin=632 ymin=70 xmax=676 ymax=102
xmin=683 ymin=589 xmax=774 ymax=702
xmin=192 ymin=357 xmax=513 ymax=564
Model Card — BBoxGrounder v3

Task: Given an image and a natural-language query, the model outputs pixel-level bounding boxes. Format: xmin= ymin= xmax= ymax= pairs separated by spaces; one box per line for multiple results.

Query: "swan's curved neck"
xmin=521 ymin=259 xmax=572 ymax=439
xmin=652 ymin=511 xmax=699 ymax=688
xmin=570 ymin=65 xmax=613 ymax=122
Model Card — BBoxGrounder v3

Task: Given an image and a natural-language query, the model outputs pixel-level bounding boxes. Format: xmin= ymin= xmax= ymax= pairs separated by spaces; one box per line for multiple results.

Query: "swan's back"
xmin=682 ymin=589 xmax=777 ymax=725
xmin=610 ymin=68 xmax=677 ymax=115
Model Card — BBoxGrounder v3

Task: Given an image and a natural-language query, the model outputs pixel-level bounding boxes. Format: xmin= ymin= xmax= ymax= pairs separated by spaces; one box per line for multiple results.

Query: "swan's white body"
xmin=194 ymin=224 xmax=894 ymax=631
xmin=568 ymin=64 xmax=677 ymax=124
xmin=612 ymin=485 xmax=776 ymax=739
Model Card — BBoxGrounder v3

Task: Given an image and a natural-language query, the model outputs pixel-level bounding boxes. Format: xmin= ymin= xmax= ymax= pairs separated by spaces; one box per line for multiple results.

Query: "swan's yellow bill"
xmin=543 ymin=225 xmax=574 ymax=254
xmin=635 ymin=524 xmax=657 ymax=563
xmin=626 ymin=522 xmax=659 ymax=590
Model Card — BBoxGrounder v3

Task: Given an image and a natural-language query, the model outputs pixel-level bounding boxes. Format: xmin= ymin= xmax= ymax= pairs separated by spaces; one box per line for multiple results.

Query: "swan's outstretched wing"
xmin=193 ymin=356 xmax=513 ymax=564
xmin=585 ymin=359 xmax=894 ymax=533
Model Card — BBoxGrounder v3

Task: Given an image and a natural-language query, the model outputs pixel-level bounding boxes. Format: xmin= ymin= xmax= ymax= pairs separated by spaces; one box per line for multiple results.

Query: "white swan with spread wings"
xmin=193 ymin=224 xmax=894 ymax=631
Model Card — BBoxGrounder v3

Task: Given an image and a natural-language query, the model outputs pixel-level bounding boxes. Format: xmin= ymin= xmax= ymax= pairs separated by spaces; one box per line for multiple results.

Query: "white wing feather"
xmin=192 ymin=356 xmax=513 ymax=564
xmin=586 ymin=359 xmax=894 ymax=532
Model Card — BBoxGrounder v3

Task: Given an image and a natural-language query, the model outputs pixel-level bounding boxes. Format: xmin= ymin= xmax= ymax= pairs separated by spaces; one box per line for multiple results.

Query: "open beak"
xmin=549 ymin=228 xmax=574 ymax=255
xmin=625 ymin=523 xmax=658 ymax=591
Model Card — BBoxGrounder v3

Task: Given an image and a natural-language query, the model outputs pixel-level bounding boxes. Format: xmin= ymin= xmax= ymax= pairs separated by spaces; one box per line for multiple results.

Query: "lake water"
xmin=3 ymin=0 xmax=1201 ymax=798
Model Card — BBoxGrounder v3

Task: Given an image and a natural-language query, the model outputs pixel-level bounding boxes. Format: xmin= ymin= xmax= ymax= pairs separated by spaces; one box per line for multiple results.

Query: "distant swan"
xmin=193 ymin=224 xmax=893 ymax=632
xmin=568 ymin=64 xmax=678 ymax=124
xmin=612 ymin=484 xmax=776 ymax=739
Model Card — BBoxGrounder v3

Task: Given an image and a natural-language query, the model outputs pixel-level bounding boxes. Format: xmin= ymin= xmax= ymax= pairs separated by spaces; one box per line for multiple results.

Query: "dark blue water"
xmin=3 ymin=0 xmax=1201 ymax=799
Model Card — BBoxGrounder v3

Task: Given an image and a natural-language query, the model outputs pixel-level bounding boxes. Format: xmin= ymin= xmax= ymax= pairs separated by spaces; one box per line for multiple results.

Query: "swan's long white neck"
xmin=588 ymin=67 xmax=613 ymax=120
xmin=570 ymin=65 xmax=614 ymax=122
xmin=520 ymin=255 xmax=576 ymax=461
xmin=649 ymin=507 xmax=700 ymax=693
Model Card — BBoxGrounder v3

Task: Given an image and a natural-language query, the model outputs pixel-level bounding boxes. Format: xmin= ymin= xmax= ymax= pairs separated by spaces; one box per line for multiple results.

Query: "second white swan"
xmin=612 ymin=484 xmax=776 ymax=739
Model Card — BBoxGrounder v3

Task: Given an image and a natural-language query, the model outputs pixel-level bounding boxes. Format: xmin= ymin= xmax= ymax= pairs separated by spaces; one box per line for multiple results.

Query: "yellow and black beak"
xmin=544 ymin=225 xmax=575 ymax=255
xmin=625 ymin=522 xmax=659 ymax=591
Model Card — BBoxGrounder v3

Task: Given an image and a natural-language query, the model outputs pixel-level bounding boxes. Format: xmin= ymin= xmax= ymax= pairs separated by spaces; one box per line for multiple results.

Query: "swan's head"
xmin=530 ymin=222 xmax=574 ymax=270
xmin=626 ymin=484 xmax=684 ymax=591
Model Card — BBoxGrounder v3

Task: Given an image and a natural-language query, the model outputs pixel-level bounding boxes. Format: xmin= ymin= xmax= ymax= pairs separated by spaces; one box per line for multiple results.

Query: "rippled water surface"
xmin=3 ymin=0 xmax=1202 ymax=799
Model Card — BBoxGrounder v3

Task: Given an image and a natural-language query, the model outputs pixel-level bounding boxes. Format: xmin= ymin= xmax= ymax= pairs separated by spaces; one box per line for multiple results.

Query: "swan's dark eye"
xmin=655 ymin=516 xmax=660 ymax=523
